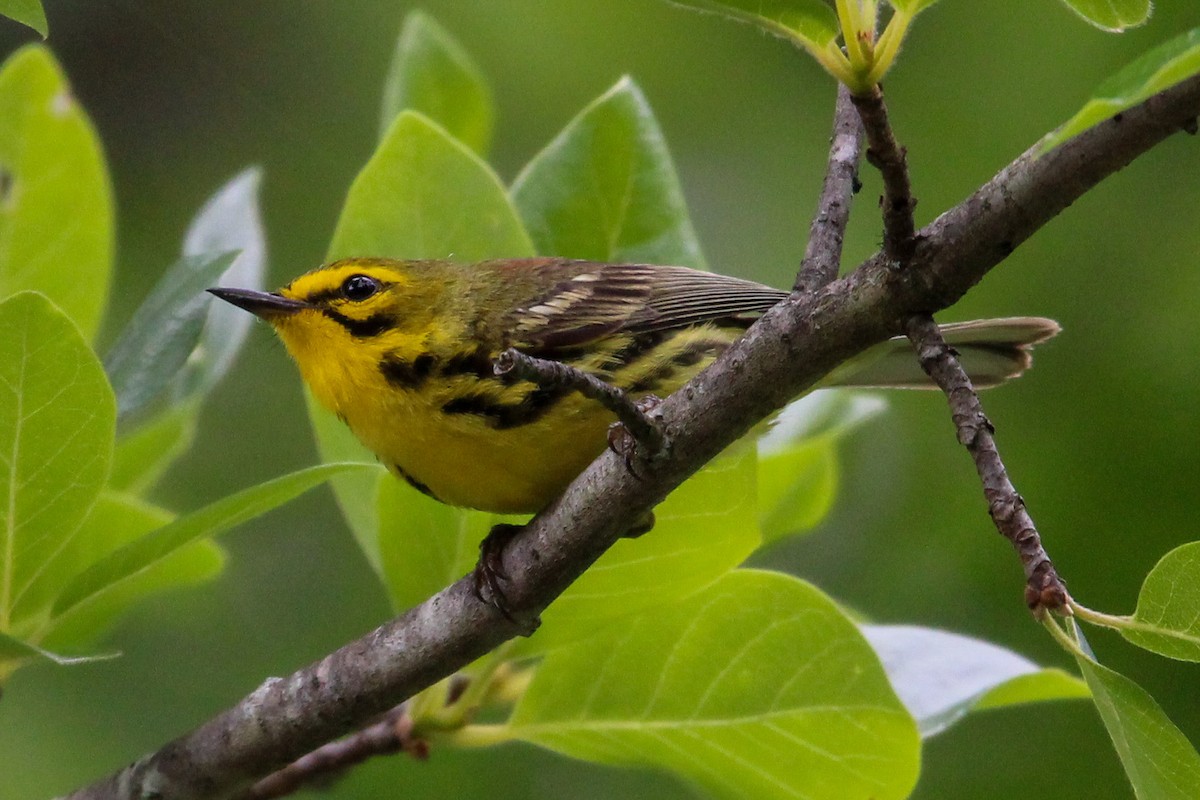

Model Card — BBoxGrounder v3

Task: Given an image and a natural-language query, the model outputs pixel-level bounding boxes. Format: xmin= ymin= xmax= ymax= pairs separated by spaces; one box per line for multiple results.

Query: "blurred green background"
xmin=3 ymin=1 xmax=1200 ymax=797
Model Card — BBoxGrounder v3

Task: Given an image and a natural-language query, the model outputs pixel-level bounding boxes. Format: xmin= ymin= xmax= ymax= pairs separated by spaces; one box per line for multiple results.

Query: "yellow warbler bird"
xmin=209 ymin=257 xmax=1058 ymax=516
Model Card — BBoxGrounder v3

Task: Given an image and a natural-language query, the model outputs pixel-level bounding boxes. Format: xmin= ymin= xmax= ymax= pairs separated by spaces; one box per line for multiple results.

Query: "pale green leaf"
xmin=667 ymin=0 xmax=840 ymax=51
xmin=44 ymin=541 xmax=223 ymax=654
xmin=516 ymin=447 xmax=761 ymax=655
xmin=328 ymin=110 xmax=533 ymax=262
xmin=41 ymin=494 xmax=224 ymax=652
xmin=0 ymin=1 xmax=47 ymax=36
xmin=376 ymin=478 xmax=493 ymax=612
xmin=103 ymin=252 xmax=237 ymax=425
xmin=887 ymin=0 xmax=942 ymax=13
xmin=1121 ymin=541 xmax=1200 ymax=660
xmin=512 ymin=77 xmax=705 ymax=268
xmin=13 ymin=490 xmax=222 ymax=653
xmin=1042 ymin=26 xmax=1199 ymax=153
xmin=51 ymin=463 xmax=366 ymax=620
xmin=758 ymin=393 xmax=885 ymax=543
xmin=1057 ymin=0 xmax=1151 ymax=32
xmin=381 ymin=11 xmax=494 ymax=154
xmin=0 ymin=45 xmax=113 ymax=340
xmin=109 ymin=404 xmax=197 ymax=495
xmin=0 ymin=631 xmax=113 ymax=683
xmin=303 ymin=391 xmax=385 ymax=573
xmin=509 ymin=570 xmax=920 ymax=800
xmin=12 ymin=490 xmax=170 ymax=627
xmin=178 ymin=166 xmax=267 ymax=401
xmin=862 ymin=625 xmax=1089 ymax=738
xmin=0 ymin=292 xmax=114 ymax=630
xmin=1078 ymin=655 xmax=1200 ymax=799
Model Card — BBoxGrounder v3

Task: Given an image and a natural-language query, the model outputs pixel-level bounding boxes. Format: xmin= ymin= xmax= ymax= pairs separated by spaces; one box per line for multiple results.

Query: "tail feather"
xmin=826 ymin=317 xmax=1061 ymax=390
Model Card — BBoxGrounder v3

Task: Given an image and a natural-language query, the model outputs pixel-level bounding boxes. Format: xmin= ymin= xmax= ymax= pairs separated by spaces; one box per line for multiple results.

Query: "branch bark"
xmin=904 ymin=315 xmax=1067 ymax=611
xmin=794 ymin=84 xmax=864 ymax=292
xmin=850 ymin=85 xmax=916 ymax=260
xmin=64 ymin=73 xmax=1200 ymax=800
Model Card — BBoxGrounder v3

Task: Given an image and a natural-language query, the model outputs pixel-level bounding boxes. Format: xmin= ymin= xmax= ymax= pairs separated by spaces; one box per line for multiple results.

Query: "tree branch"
xmin=64 ymin=74 xmax=1200 ymax=800
xmin=794 ymin=84 xmax=864 ymax=292
xmin=904 ymin=315 xmax=1067 ymax=612
xmin=851 ymin=83 xmax=1066 ymax=612
xmin=235 ymin=704 xmax=424 ymax=800
xmin=851 ymin=85 xmax=916 ymax=260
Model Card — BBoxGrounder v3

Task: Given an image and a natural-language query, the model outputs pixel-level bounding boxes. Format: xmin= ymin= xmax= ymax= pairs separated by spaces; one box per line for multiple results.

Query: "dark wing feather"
xmin=507 ymin=261 xmax=787 ymax=353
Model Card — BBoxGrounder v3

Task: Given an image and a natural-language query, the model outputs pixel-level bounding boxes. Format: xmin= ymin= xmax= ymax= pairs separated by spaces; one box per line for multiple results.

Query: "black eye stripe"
xmin=302 ymin=287 xmax=343 ymax=306
xmin=321 ymin=308 xmax=394 ymax=338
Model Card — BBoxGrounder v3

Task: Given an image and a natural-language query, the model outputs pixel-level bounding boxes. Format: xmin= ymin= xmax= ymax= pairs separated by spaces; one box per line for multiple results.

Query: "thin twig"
xmin=851 ymin=85 xmax=916 ymax=260
xmin=794 ymin=84 xmax=864 ymax=292
xmin=62 ymin=72 xmax=1200 ymax=800
xmin=495 ymin=347 xmax=664 ymax=453
xmin=904 ymin=315 xmax=1068 ymax=613
xmin=236 ymin=704 xmax=425 ymax=800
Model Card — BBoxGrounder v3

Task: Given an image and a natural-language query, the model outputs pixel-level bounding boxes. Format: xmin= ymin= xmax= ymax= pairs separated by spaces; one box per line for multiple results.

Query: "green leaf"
xmin=376 ymin=478 xmax=494 ymax=612
xmin=303 ymin=390 xmax=386 ymax=573
xmin=328 ymin=110 xmax=533 ymax=262
xmin=862 ymin=625 xmax=1089 ymax=738
xmin=511 ymin=77 xmax=706 ymax=268
xmin=0 ymin=0 xmax=46 ymax=36
xmin=887 ymin=0 xmax=942 ymax=13
xmin=526 ymin=448 xmax=760 ymax=655
xmin=1041 ymin=26 xmax=1198 ymax=153
xmin=1120 ymin=541 xmax=1200 ymax=660
xmin=103 ymin=252 xmax=238 ymax=425
xmin=1057 ymin=0 xmax=1151 ymax=32
xmin=0 ymin=631 xmax=113 ymax=683
xmin=109 ymin=404 xmax=198 ymax=495
xmin=381 ymin=11 xmax=494 ymax=154
xmin=666 ymin=0 xmax=840 ymax=53
xmin=12 ymin=489 xmax=222 ymax=654
xmin=177 ymin=167 xmax=267 ymax=402
xmin=1078 ymin=655 xmax=1200 ymax=799
xmin=40 ymin=494 xmax=224 ymax=652
xmin=0 ymin=45 xmax=113 ymax=340
xmin=0 ymin=292 xmax=114 ymax=630
xmin=509 ymin=570 xmax=920 ymax=800
xmin=12 ymin=490 xmax=170 ymax=626
xmin=757 ymin=393 xmax=885 ymax=543
xmin=51 ymin=463 xmax=366 ymax=620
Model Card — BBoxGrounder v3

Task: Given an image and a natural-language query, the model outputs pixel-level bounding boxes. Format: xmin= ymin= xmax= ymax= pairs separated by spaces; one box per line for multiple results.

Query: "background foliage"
xmin=1 ymin=1 xmax=1199 ymax=798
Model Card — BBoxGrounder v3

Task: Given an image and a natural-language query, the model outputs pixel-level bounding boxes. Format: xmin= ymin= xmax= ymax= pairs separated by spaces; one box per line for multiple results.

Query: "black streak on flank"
xmin=628 ymin=339 xmax=726 ymax=393
xmin=672 ymin=339 xmax=728 ymax=368
xmin=393 ymin=463 xmax=440 ymax=501
xmin=322 ymin=308 xmax=394 ymax=338
xmin=441 ymin=385 xmax=568 ymax=429
xmin=380 ymin=352 xmax=436 ymax=389
xmin=440 ymin=347 xmax=496 ymax=380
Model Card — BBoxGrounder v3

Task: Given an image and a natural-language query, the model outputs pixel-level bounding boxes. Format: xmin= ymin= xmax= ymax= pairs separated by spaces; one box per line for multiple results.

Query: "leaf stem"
xmin=1068 ymin=602 xmax=1133 ymax=631
xmin=442 ymin=723 xmax=515 ymax=749
xmin=1043 ymin=614 xmax=1087 ymax=658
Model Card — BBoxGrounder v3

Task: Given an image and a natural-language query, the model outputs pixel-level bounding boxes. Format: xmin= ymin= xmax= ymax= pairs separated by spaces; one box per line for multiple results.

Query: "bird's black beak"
xmin=207 ymin=287 xmax=311 ymax=319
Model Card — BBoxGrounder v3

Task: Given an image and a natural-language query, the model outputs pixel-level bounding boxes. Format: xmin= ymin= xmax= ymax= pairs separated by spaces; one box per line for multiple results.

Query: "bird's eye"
xmin=341 ymin=274 xmax=380 ymax=301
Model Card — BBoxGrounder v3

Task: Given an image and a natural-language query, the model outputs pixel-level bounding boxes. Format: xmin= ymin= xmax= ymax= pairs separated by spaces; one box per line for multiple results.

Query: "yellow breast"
xmin=277 ymin=304 xmax=734 ymax=514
